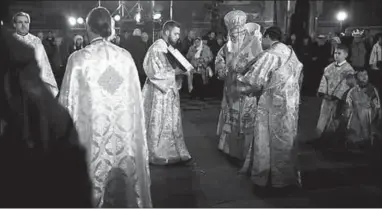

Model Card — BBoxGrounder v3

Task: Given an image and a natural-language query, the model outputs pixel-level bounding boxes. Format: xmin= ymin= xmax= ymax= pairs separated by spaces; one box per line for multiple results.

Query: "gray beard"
xmin=231 ymin=39 xmax=244 ymax=53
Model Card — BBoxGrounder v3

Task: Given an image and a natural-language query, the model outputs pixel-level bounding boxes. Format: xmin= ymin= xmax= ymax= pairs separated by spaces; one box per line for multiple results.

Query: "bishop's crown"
xmin=224 ymin=10 xmax=247 ymax=31
xmin=352 ymin=29 xmax=364 ymax=37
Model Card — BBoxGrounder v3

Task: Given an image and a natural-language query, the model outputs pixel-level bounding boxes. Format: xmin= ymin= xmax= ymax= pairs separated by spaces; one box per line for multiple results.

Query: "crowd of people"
xmin=282 ymin=28 xmax=382 ymax=152
xmin=285 ymin=30 xmax=382 ymax=97
xmin=0 ymin=0 xmax=381 ymax=207
xmin=36 ymin=24 xmax=229 ymax=100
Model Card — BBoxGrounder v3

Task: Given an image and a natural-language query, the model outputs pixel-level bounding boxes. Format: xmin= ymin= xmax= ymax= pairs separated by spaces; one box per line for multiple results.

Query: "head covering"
xmin=194 ymin=37 xmax=203 ymax=59
xmin=245 ymin=22 xmax=262 ymax=40
xmin=224 ymin=10 xmax=247 ymax=32
xmin=331 ymin=36 xmax=341 ymax=44
xmin=352 ymin=29 xmax=364 ymax=38
xmin=133 ymin=28 xmax=142 ymax=36
xmin=73 ymin=35 xmax=84 ymax=50
xmin=73 ymin=35 xmax=83 ymax=43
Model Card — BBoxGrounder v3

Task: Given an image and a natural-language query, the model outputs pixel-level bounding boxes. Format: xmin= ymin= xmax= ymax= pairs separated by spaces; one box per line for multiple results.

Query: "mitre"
xmin=224 ymin=10 xmax=247 ymax=32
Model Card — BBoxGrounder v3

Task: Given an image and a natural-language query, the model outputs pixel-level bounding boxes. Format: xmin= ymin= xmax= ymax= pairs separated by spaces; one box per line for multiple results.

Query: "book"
xmin=167 ymin=45 xmax=194 ymax=72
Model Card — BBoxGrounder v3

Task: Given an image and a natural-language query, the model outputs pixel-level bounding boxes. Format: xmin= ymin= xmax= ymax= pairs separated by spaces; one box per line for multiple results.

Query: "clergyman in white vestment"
xmin=59 ymin=7 xmax=152 ymax=208
xmin=12 ymin=12 xmax=58 ymax=97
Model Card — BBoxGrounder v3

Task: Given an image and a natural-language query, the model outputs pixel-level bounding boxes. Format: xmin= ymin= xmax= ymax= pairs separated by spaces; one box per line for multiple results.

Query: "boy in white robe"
xmin=315 ymin=44 xmax=355 ymax=147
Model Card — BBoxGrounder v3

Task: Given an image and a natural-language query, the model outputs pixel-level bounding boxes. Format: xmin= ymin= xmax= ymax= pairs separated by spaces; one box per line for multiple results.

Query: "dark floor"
xmin=150 ymin=95 xmax=382 ymax=208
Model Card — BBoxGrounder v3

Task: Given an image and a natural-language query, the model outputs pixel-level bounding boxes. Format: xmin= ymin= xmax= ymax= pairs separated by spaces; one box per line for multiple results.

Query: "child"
xmin=316 ymin=44 xmax=355 ymax=143
xmin=344 ymin=69 xmax=381 ymax=149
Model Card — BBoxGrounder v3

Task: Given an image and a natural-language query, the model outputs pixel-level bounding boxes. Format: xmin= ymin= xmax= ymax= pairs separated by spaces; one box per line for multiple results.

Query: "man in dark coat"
xmin=0 ymin=2 xmax=93 ymax=206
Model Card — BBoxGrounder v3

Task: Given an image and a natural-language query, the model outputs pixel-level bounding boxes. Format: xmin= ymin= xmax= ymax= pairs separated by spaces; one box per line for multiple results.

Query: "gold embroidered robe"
xmin=215 ymin=31 xmax=263 ymax=160
xmin=142 ymin=39 xmax=191 ymax=165
xmin=237 ymin=42 xmax=303 ymax=187
xmin=59 ymin=39 xmax=152 ymax=208
xmin=13 ymin=33 xmax=58 ymax=97
xmin=316 ymin=62 xmax=355 ymax=137
xmin=344 ymin=84 xmax=381 ymax=143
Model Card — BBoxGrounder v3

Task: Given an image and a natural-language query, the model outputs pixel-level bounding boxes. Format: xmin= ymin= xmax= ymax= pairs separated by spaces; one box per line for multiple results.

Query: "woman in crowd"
xmin=69 ymin=34 xmax=84 ymax=55
xmin=186 ymin=37 xmax=214 ymax=100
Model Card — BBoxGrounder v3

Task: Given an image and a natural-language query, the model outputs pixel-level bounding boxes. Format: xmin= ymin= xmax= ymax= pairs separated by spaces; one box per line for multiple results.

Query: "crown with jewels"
xmin=352 ymin=29 xmax=364 ymax=37
xmin=224 ymin=10 xmax=247 ymax=31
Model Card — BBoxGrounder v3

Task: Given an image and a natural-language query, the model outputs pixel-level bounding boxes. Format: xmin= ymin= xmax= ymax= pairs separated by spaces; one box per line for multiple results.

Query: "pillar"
xmin=308 ymin=0 xmax=323 ymax=37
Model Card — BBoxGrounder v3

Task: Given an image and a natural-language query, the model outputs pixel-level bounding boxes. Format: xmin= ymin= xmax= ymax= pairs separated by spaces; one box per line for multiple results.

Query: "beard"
xmin=230 ymin=36 xmax=245 ymax=53
xmin=231 ymin=41 xmax=240 ymax=53
xmin=168 ymin=36 xmax=178 ymax=46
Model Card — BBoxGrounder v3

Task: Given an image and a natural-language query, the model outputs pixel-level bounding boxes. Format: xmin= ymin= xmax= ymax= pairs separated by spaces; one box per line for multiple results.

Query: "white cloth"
xmin=107 ymin=19 xmax=116 ymax=41
xmin=194 ymin=41 xmax=203 ymax=58
xmin=73 ymin=35 xmax=84 ymax=50
xmin=133 ymin=28 xmax=142 ymax=36
xmin=332 ymin=36 xmax=341 ymax=44
xmin=244 ymin=22 xmax=262 ymax=41
xmin=226 ymin=36 xmax=233 ymax=53
xmin=142 ymin=39 xmax=192 ymax=165
xmin=59 ymin=39 xmax=152 ymax=208
xmin=74 ymin=35 xmax=83 ymax=42
xmin=13 ymin=33 xmax=58 ymax=97
xmin=369 ymin=43 xmax=382 ymax=70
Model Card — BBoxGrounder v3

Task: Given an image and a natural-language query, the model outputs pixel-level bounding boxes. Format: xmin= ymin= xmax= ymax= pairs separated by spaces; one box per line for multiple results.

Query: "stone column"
xmin=262 ymin=1 xmax=275 ymax=28
xmin=308 ymin=0 xmax=323 ymax=37
xmin=286 ymin=0 xmax=296 ymax=36
xmin=274 ymin=1 xmax=286 ymax=34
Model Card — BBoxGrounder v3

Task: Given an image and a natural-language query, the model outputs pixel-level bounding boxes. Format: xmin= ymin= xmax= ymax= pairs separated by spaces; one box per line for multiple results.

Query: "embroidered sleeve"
xmin=35 ymin=39 xmax=58 ymax=96
xmin=58 ymin=53 xmax=82 ymax=122
xmin=215 ymin=45 xmax=228 ymax=80
xmin=143 ymin=45 xmax=175 ymax=93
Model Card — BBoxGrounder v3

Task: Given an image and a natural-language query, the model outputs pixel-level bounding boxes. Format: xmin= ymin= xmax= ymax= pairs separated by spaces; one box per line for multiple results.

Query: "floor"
xmin=149 ymin=95 xmax=382 ymax=208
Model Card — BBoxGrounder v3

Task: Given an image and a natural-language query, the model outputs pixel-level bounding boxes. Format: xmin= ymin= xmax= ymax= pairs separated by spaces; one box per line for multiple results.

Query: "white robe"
xmin=59 ymin=38 xmax=152 ymax=208
xmin=237 ymin=42 xmax=303 ymax=187
xmin=13 ymin=33 xmax=58 ymax=97
xmin=142 ymin=38 xmax=191 ymax=165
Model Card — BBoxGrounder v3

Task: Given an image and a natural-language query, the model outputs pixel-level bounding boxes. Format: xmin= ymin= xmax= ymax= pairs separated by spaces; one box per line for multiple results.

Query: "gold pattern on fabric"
xmin=344 ymin=85 xmax=381 ymax=143
xmin=97 ymin=66 xmax=124 ymax=95
xmin=316 ymin=62 xmax=355 ymax=136
xmin=215 ymin=31 xmax=263 ymax=160
xmin=318 ymin=62 xmax=355 ymax=99
xmin=142 ymin=39 xmax=191 ymax=165
xmin=13 ymin=33 xmax=59 ymax=97
xmin=239 ymin=43 xmax=303 ymax=187
xmin=59 ymin=40 xmax=152 ymax=208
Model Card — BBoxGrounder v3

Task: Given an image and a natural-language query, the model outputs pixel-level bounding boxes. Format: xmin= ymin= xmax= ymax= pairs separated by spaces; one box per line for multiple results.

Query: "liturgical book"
xmin=167 ymin=45 xmax=194 ymax=72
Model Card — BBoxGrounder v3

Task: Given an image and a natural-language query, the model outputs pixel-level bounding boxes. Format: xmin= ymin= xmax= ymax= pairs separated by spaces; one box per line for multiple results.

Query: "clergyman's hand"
xmin=175 ymin=67 xmax=185 ymax=75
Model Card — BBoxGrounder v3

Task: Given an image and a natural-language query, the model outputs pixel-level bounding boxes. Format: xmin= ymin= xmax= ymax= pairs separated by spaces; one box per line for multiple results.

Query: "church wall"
xmin=172 ymin=0 xmax=277 ymax=37
xmin=348 ymin=0 xmax=382 ymax=27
